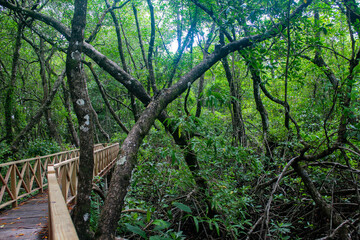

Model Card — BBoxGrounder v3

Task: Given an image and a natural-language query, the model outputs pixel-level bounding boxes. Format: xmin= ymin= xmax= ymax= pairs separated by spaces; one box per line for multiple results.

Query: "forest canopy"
xmin=0 ymin=0 xmax=360 ymax=239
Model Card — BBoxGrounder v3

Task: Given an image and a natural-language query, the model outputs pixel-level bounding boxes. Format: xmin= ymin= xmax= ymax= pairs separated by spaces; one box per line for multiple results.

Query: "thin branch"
xmin=86 ymin=0 xmax=130 ymax=43
xmin=83 ymin=61 xmax=129 ymax=134
xmin=184 ymin=84 xmax=191 ymax=116
xmin=0 ymin=59 xmax=10 ymax=77
xmin=146 ymin=0 xmax=158 ymax=94
xmin=105 ymin=0 xmax=128 ymax=72
xmin=262 ymin=157 xmax=299 ymax=237
xmin=132 ymin=3 xmax=148 ymax=70
xmin=11 ymin=69 xmax=65 ymax=150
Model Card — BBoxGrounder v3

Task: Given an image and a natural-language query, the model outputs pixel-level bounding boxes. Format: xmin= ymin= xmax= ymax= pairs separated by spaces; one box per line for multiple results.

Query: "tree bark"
xmin=105 ymin=2 xmax=138 ymax=123
xmin=104 ymin=0 xmax=128 ymax=72
xmin=196 ymin=24 xmax=215 ymax=117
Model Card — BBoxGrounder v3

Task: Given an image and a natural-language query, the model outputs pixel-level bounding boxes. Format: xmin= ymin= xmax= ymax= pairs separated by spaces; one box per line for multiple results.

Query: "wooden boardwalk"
xmin=0 ymin=191 xmax=48 ymax=239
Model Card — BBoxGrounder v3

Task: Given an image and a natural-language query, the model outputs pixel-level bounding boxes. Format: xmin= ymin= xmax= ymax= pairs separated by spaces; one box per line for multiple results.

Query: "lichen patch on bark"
xmin=116 ymin=156 xmax=127 ymax=165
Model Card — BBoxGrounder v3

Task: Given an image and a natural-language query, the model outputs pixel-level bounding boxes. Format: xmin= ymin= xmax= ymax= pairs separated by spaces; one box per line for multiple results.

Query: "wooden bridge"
xmin=0 ymin=143 xmax=119 ymax=239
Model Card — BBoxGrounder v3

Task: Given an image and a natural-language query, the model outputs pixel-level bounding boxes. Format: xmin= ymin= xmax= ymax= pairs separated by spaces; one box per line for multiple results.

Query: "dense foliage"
xmin=1 ymin=0 xmax=360 ymax=239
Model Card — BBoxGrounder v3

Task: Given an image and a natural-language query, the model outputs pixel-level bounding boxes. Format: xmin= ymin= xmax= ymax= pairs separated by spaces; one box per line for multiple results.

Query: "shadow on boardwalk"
xmin=0 ymin=191 xmax=48 ymax=239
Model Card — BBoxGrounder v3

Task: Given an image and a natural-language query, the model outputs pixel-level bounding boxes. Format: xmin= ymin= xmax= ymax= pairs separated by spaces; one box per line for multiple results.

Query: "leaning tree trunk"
xmin=39 ymin=39 xmax=62 ymax=145
xmin=65 ymin=0 xmax=94 ymax=239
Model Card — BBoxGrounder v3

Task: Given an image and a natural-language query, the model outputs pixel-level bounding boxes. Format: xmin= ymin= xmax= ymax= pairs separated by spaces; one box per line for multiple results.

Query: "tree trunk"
xmin=39 ymin=39 xmax=62 ymax=145
xmin=65 ymin=0 xmax=94 ymax=239
xmin=132 ymin=3 xmax=148 ymax=70
xmin=223 ymin=57 xmax=246 ymax=146
xmin=248 ymin=60 xmax=269 ymax=134
xmin=4 ymin=22 xmax=23 ymax=145
xmin=196 ymin=24 xmax=215 ymax=117
xmin=220 ymin=33 xmax=246 ymax=146
xmin=0 ymin=2 xmax=316 ymax=237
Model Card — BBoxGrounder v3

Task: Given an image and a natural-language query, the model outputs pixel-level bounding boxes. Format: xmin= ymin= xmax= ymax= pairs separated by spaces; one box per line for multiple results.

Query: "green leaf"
xmin=149 ymin=236 xmax=168 ymax=240
xmin=146 ymin=209 xmax=152 ymax=222
xmin=213 ymin=221 xmax=220 ymax=236
xmin=152 ymin=219 xmax=171 ymax=231
xmin=149 ymin=237 xmax=161 ymax=240
xmin=125 ymin=223 xmax=147 ymax=238
xmin=193 ymin=216 xmax=199 ymax=232
xmin=172 ymin=202 xmax=192 ymax=213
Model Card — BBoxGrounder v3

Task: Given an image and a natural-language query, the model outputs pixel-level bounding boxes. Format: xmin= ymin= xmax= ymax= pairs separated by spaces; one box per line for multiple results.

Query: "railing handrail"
xmin=47 ymin=165 xmax=79 ymax=240
xmin=93 ymin=143 xmax=117 ymax=154
xmin=53 ymin=157 xmax=79 ymax=169
xmin=0 ymin=143 xmax=106 ymax=167
xmin=0 ymin=149 xmax=79 ymax=167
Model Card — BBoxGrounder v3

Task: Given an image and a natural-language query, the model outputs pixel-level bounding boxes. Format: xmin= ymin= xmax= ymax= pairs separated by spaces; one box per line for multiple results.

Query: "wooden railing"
xmin=52 ymin=143 xmax=120 ymax=202
xmin=47 ymin=143 xmax=119 ymax=240
xmin=0 ymin=143 xmax=105 ymax=209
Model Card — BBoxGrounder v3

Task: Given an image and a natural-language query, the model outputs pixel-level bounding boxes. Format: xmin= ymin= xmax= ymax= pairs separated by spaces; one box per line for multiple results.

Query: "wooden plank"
xmin=47 ymin=166 xmax=78 ymax=240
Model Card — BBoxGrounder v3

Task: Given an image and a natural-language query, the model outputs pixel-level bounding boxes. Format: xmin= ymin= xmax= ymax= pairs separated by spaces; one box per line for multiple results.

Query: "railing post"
xmin=93 ymin=153 xmax=98 ymax=177
xmin=61 ymin=166 xmax=68 ymax=200
xmin=37 ymin=157 xmax=43 ymax=193
xmin=10 ymin=165 xmax=18 ymax=207
xmin=70 ymin=161 xmax=77 ymax=199
xmin=25 ymin=162 xmax=31 ymax=192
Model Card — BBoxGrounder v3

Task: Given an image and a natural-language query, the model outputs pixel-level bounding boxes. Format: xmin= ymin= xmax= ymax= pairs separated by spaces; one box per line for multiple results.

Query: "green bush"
xmin=21 ymin=138 xmax=62 ymax=158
